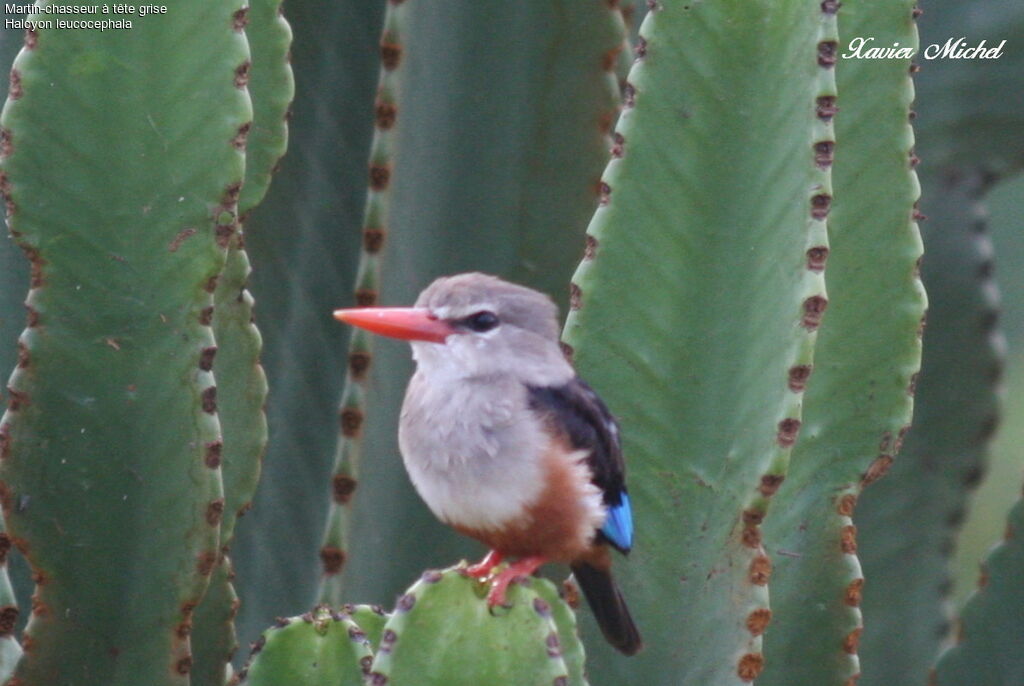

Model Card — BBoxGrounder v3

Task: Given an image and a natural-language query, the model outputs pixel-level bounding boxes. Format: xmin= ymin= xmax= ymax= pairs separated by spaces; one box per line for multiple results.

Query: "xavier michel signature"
xmin=843 ymin=37 xmax=1006 ymax=60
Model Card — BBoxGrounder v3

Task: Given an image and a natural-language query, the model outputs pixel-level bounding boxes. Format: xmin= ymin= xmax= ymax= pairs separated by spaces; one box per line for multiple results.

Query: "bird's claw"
xmin=463 ymin=550 xmax=504 ymax=579
xmin=482 ymin=555 xmax=546 ymax=610
xmin=464 ymin=563 xmax=497 ymax=579
xmin=485 ymin=575 xmax=523 ymax=609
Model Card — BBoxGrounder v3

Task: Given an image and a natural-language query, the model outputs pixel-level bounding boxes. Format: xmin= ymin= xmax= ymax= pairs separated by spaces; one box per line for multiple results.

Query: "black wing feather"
xmin=526 ymin=377 xmax=626 ymax=508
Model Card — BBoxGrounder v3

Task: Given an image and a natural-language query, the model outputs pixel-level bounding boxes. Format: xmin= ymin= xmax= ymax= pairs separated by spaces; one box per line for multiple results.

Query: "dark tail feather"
xmin=570 ymin=561 xmax=643 ymax=656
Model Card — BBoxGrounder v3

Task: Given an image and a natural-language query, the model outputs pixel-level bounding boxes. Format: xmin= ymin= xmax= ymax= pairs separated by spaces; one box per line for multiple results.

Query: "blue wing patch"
xmin=601 ymin=492 xmax=634 ymax=553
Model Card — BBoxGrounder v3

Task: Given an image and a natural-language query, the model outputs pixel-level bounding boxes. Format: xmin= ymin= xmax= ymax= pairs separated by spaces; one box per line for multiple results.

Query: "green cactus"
xmin=191 ymin=559 xmax=241 ymax=686
xmin=562 ymin=1 xmax=827 ymax=681
xmin=758 ymin=1 xmax=926 ymax=684
xmin=240 ymin=568 xmax=586 ymax=686
xmin=0 ymin=8 xmax=29 ymax=384
xmin=855 ymin=169 xmax=1000 ymax=686
xmin=0 ymin=0 xmax=250 ymax=682
xmin=0 ymin=25 xmax=30 ymax=648
xmin=854 ymin=4 xmax=1024 ymax=683
xmin=933 ymin=494 xmax=1024 ymax=685
xmin=0 ymin=511 xmax=20 ymax=682
xmin=190 ymin=1 xmax=293 ymax=683
xmin=366 ymin=568 xmax=577 ymax=686
xmin=234 ymin=605 xmax=371 ymax=686
xmin=235 ymin=0 xmax=295 ymax=219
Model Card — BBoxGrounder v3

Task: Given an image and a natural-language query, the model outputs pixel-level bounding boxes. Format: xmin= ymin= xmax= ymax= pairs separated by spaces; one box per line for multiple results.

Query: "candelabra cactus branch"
xmin=0 ymin=1 xmax=251 ymax=682
xmin=190 ymin=0 xmax=293 ymax=683
xmin=760 ymin=2 xmax=926 ymax=685
xmin=562 ymin=1 xmax=829 ymax=681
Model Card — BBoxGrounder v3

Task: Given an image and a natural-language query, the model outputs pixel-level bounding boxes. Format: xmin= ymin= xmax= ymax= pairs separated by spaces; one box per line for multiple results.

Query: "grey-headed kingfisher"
xmin=334 ymin=272 xmax=642 ymax=655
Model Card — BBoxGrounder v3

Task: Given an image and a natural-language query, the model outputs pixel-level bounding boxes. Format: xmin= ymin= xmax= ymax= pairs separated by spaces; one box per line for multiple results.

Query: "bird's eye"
xmin=463 ymin=310 xmax=500 ymax=332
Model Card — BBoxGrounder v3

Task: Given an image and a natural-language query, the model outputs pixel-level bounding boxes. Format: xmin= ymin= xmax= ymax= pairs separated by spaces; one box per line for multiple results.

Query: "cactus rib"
xmin=857 ymin=169 xmax=1004 ymax=686
xmin=561 ymin=1 xmax=827 ymax=682
xmin=190 ymin=0 xmax=293 ymax=682
xmin=759 ymin=1 xmax=926 ymax=684
xmin=855 ymin=3 xmax=1024 ymax=680
xmin=0 ymin=509 xmax=21 ymax=681
xmin=0 ymin=1 xmax=251 ymax=682
xmin=934 ymin=486 xmax=1024 ymax=684
xmin=316 ymin=0 xmax=409 ymax=606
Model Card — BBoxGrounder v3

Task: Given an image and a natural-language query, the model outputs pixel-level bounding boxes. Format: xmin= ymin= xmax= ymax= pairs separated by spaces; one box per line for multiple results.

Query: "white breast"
xmin=398 ymin=372 xmax=547 ymax=531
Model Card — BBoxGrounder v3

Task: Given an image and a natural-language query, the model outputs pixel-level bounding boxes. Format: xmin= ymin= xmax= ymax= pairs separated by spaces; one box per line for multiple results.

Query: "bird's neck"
xmin=410 ymin=339 xmax=574 ymax=388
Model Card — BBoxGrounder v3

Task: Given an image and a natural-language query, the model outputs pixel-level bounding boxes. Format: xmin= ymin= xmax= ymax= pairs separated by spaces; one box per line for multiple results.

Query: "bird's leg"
xmin=486 ymin=555 xmax=546 ymax=607
xmin=464 ymin=550 xmax=504 ymax=578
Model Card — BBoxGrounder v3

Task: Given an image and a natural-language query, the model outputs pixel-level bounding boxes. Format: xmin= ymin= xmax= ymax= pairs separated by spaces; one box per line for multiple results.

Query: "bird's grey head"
xmin=411 ymin=273 xmax=573 ymax=384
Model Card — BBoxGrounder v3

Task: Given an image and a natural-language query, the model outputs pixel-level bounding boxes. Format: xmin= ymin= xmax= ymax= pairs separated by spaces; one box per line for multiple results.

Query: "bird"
xmin=334 ymin=272 xmax=642 ymax=655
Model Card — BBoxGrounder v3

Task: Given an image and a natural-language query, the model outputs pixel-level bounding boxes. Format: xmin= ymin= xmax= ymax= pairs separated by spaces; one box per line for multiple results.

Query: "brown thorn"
xmin=845 ymin=578 xmax=864 ymax=607
xmin=788 ymin=364 xmax=813 ymax=392
xmin=201 ymin=387 xmax=217 ymax=414
xmin=349 ymin=351 xmax=371 ymax=380
xmin=206 ymin=499 xmax=225 ymax=526
xmin=741 ymin=525 xmax=762 ymax=548
xmin=234 ymin=61 xmax=251 ymax=89
xmin=355 ymin=289 xmax=377 ymax=307
xmin=843 ymin=627 xmax=863 ymax=654
xmin=332 ymin=474 xmax=357 ymax=504
xmin=232 ymin=7 xmax=249 ymax=31
xmin=776 ymin=418 xmax=801 ymax=447
xmin=817 ymin=41 xmax=838 ymax=68
xmin=198 ymin=346 xmax=217 ymax=372
xmin=175 ymin=656 xmax=193 ymax=675
xmin=204 ymin=441 xmax=223 ymax=469
xmin=320 ymin=546 xmax=346 ymax=575
xmin=748 ymin=555 xmax=771 ymax=585
xmin=810 ymin=193 xmax=832 ymax=220
xmin=380 ymin=42 xmax=402 ymax=70
xmin=861 ymin=455 xmax=893 ymax=486
xmin=369 ymin=164 xmax=391 ymax=190
xmin=813 ymin=142 xmax=834 ymax=169
xmin=840 ymin=525 xmax=858 ymax=554
xmin=837 ymin=493 xmax=857 ymax=517
xmin=816 ymin=95 xmax=838 ymax=120
xmin=375 ymin=101 xmax=397 ymax=130
xmin=759 ymin=473 xmax=785 ymax=496
xmin=745 ymin=608 xmax=771 ymax=636
xmin=340 ymin=408 xmax=363 ymax=438
xmin=737 ymin=653 xmax=765 ymax=682
xmin=802 ymin=295 xmax=828 ymax=329
xmin=232 ymin=122 xmax=251 ymax=150
xmin=8 ymin=69 xmax=22 ymax=100
xmin=363 ymin=228 xmax=386 ymax=254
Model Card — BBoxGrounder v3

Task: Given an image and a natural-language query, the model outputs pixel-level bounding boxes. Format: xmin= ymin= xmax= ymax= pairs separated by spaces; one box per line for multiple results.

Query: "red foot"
xmin=465 ymin=550 xmax=504 ymax=578
xmin=486 ymin=556 xmax=546 ymax=607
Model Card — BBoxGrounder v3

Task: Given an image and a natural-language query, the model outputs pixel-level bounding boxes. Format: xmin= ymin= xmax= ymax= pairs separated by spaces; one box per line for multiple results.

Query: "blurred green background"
xmin=952 ymin=173 xmax=1024 ymax=606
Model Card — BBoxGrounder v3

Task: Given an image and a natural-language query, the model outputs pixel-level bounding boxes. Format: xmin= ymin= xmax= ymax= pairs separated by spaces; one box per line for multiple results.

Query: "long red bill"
xmin=333 ymin=307 xmax=455 ymax=343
